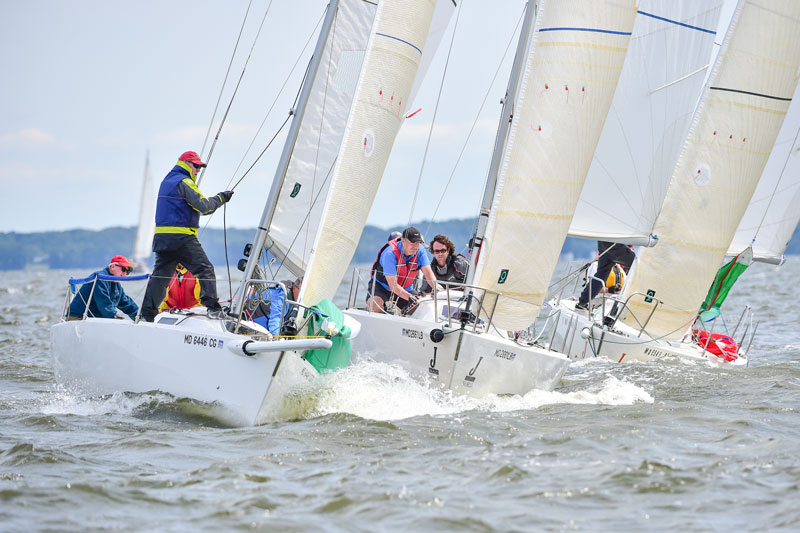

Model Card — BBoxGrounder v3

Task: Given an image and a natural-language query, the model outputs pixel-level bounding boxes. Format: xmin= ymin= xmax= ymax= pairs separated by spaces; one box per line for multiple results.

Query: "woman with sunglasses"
xmin=67 ymin=254 xmax=139 ymax=320
xmin=421 ymin=234 xmax=470 ymax=293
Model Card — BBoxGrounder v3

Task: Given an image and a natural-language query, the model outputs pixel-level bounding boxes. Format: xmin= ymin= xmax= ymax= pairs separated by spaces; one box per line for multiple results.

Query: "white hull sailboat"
xmin=548 ymin=0 xmax=800 ymax=366
xmin=51 ymin=0 xmax=446 ymax=425
xmin=51 ymin=314 xmax=328 ymax=425
xmin=345 ymin=0 xmax=638 ymax=396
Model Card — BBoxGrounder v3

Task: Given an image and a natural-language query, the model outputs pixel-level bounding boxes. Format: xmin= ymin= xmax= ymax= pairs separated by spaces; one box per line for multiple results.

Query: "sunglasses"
xmin=115 ymin=264 xmax=133 ymax=274
xmin=432 ymin=248 xmax=448 ymax=254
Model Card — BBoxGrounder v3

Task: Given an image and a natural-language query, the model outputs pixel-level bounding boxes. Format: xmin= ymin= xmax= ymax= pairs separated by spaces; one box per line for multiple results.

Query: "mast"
xmin=232 ymin=0 xmax=341 ymax=316
xmin=466 ymin=0 xmax=537 ymax=286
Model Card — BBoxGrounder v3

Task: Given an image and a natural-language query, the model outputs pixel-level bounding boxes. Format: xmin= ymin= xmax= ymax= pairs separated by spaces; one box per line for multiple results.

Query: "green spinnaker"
xmin=698 ymin=247 xmax=753 ymax=322
xmin=302 ymin=298 xmax=353 ymax=373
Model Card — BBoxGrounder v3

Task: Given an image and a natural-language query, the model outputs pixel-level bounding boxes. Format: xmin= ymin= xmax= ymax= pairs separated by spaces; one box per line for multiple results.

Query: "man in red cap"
xmin=140 ymin=151 xmax=234 ymax=321
xmin=68 ymin=255 xmax=139 ymax=320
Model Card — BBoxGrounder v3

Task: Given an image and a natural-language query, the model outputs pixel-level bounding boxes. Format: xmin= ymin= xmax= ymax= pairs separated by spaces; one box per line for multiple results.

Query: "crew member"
xmin=158 ymin=263 xmax=201 ymax=312
xmin=140 ymin=151 xmax=233 ymax=321
xmin=367 ymin=226 xmax=438 ymax=313
xmin=576 ymin=241 xmax=635 ymax=310
xmin=425 ymin=234 xmax=469 ymax=290
xmin=68 ymin=255 xmax=139 ymax=320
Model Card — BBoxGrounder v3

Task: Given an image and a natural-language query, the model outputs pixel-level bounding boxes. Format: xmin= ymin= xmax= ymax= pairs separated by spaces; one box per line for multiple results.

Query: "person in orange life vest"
xmin=367 ymin=226 xmax=439 ymax=313
xmin=158 ymin=264 xmax=201 ymax=312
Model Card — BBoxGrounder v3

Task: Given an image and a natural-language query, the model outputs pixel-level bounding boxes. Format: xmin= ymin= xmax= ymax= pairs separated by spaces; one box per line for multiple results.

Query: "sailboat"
xmin=343 ymin=0 xmax=637 ymax=397
xmin=549 ymin=0 xmax=800 ymax=365
xmin=51 ymin=0 xmax=445 ymax=426
xmin=131 ymin=151 xmax=156 ymax=273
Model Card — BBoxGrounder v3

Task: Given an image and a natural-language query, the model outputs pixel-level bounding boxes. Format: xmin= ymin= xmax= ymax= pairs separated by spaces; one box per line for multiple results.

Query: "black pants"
xmin=141 ymin=234 xmax=220 ymax=320
xmin=578 ymin=241 xmax=635 ymax=307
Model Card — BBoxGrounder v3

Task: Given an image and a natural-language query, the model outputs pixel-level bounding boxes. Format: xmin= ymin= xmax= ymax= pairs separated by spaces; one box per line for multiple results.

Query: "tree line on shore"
xmin=5 ymin=217 xmax=795 ymax=271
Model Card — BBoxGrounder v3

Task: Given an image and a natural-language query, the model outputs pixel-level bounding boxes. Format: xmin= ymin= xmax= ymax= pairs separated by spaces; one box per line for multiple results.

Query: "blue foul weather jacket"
xmin=155 ymin=161 xmax=227 ymax=236
xmin=68 ymin=268 xmax=139 ymax=320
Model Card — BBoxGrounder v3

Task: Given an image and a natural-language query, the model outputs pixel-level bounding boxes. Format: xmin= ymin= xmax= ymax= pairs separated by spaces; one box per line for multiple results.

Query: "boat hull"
xmin=51 ymin=316 xmax=318 ymax=426
xmin=343 ymin=307 xmax=569 ymax=396
xmin=547 ymin=298 xmax=748 ymax=366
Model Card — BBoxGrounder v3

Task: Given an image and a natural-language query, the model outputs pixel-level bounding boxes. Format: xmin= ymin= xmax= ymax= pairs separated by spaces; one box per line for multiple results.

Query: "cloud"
xmin=0 ymin=128 xmax=56 ymax=148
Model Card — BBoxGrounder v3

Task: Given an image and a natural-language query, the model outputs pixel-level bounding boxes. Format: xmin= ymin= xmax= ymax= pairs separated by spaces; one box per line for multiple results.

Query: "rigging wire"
xmin=225 ymin=8 xmax=327 ymax=185
xmin=199 ymin=0 xmax=254 ymax=161
xmin=196 ymin=0 xmax=276 ymax=186
xmin=406 ymin=1 xmax=463 ymax=227
xmin=422 ymin=6 xmax=525 ymax=239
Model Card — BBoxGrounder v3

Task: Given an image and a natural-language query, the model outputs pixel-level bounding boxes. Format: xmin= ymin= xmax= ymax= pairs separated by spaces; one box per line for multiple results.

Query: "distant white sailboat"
xmin=550 ymin=0 xmax=800 ymax=365
xmin=132 ymin=151 xmax=156 ymax=273
xmin=344 ymin=0 xmax=637 ymax=396
xmin=51 ymin=0 xmax=445 ymax=426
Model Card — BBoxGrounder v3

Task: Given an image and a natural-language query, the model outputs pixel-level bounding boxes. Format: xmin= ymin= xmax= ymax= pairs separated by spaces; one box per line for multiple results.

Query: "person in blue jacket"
xmin=140 ymin=151 xmax=234 ymax=322
xmin=247 ymin=277 xmax=302 ymax=335
xmin=68 ymin=255 xmax=139 ymax=320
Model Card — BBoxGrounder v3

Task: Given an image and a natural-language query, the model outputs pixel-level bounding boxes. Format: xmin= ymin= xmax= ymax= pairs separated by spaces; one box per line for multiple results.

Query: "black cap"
xmin=402 ymin=226 xmax=424 ymax=243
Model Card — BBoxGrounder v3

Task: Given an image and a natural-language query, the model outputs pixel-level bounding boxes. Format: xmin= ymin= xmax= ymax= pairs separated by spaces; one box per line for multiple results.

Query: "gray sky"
xmin=0 ymin=0 xmax=526 ymax=233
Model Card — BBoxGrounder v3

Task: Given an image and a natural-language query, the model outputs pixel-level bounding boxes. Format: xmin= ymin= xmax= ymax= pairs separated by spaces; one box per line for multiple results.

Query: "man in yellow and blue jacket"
xmin=140 ymin=151 xmax=233 ymax=322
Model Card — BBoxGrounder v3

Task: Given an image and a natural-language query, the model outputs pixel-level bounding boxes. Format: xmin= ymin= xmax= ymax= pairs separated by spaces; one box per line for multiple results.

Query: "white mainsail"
xmin=568 ymin=1 xmax=723 ymax=246
xmin=624 ymin=0 xmax=800 ymax=339
xmin=300 ymin=0 xmax=442 ymax=306
xmin=132 ymin=152 xmax=156 ymax=267
xmin=472 ymin=0 xmax=637 ymax=331
xmin=727 ymin=84 xmax=800 ymax=264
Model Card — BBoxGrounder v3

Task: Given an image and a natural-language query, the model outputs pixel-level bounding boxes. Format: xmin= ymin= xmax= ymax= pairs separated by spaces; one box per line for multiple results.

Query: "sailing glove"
xmin=219 ymin=190 xmax=234 ymax=203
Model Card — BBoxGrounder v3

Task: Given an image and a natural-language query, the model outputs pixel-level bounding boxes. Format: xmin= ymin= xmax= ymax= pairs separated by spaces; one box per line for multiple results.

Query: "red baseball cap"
xmin=179 ymin=151 xmax=207 ymax=167
xmin=110 ymin=255 xmax=132 ymax=268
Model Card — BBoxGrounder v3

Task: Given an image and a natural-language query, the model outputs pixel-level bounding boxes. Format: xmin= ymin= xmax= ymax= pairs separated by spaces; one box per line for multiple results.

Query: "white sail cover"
xmin=300 ymin=0 xmax=441 ymax=306
xmin=728 ymin=83 xmax=800 ymax=263
xmin=473 ymin=0 xmax=636 ymax=331
xmin=625 ymin=0 xmax=800 ymax=339
xmin=268 ymin=0 xmax=377 ymax=275
xmin=568 ymin=1 xmax=723 ymax=245
xmin=133 ymin=153 xmax=156 ymax=266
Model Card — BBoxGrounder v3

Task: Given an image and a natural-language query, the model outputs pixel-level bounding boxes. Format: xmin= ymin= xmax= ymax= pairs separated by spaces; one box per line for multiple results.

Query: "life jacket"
xmin=606 ymin=263 xmax=626 ymax=293
xmin=160 ymin=267 xmax=200 ymax=310
xmin=371 ymin=238 xmax=419 ymax=289
xmin=693 ymin=329 xmax=738 ymax=362
xmin=584 ymin=262 xmax=626 ymax=293
xmin=155 ymin=162 xmax=201 ymax=235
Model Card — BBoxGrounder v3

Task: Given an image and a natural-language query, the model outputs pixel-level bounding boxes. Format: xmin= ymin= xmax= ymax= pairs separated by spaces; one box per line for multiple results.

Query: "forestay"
xmin=568 ymin=1 xmax=723 ymax=246
xmin=300 ymin=0 xmax=446 ymax=306
xmin=624 ymin=0 xmax=800 ymax=340
xmin=728 ymin=84 xmax=800 ymax=264
xmin=473 ymin=0 xmax=636 ymax=331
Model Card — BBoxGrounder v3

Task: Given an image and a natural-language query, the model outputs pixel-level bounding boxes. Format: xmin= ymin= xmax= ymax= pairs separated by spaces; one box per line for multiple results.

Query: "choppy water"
xmin=1 ymin=262 xmax=799 ymax=531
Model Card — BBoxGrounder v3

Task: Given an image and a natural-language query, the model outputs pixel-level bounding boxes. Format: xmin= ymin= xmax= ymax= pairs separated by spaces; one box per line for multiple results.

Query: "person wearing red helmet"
xmin=140 ymin=151 xmax=233 ymax=322
xmin=67 ymin=255 xmax=139 ymax=320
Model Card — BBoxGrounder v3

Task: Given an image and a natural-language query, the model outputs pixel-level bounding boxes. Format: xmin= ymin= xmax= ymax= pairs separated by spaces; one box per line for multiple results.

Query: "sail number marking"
xmin=184 ymin=334 xmax=223 ymax=349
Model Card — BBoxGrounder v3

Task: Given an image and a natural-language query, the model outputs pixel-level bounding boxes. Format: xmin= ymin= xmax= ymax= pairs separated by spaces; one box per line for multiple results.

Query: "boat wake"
xmin=292 ymin=361 xmax=653 ymax=422
xmin=40 ymin=385 xmax=236 ymax=427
